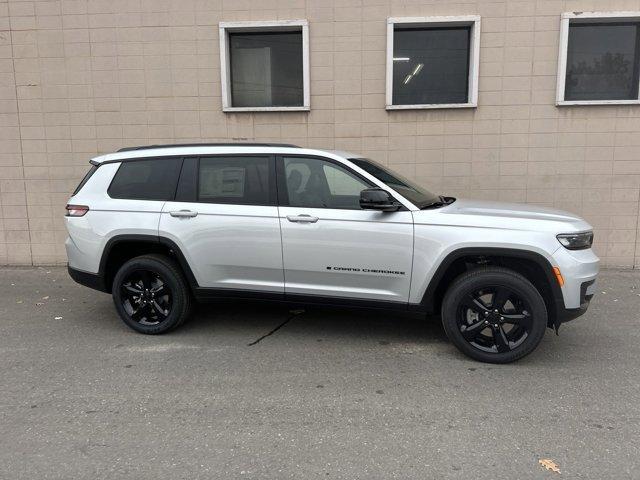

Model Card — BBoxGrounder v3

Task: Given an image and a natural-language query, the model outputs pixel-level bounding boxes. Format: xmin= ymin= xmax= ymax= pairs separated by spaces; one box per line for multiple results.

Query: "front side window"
xmin=281 ymin=157 xmax=371 ymax=210
xmin=558 ymin=14 xmax=640 ymax=104
xmin=108 ymin=158 xmax=182 ymax=201
xmin=387 ymin=16 xmax=480 ymax=109
xmin=198 ymin=156 xmax=271 ymax=205
xmin=350 ymin=158 xmax=440 ymax=209
xmin=220 ymin=21 xmax=310 ymax=111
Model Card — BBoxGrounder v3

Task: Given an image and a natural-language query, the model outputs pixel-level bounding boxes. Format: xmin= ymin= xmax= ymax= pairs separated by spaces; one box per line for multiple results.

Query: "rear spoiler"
xmin=89 ymin=159 xmax=100 ymax=166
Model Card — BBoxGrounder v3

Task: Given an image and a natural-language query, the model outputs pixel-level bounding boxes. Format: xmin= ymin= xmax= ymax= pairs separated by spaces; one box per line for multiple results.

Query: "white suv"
xmin=65 ymin=143 xmax=599 ymax=363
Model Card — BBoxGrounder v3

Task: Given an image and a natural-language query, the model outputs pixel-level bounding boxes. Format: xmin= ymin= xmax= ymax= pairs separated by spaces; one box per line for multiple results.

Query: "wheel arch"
xmin=420 ymin=247 xmax=564 ymax=329
xmin=99 ymin=234 xmax=198 ymax=293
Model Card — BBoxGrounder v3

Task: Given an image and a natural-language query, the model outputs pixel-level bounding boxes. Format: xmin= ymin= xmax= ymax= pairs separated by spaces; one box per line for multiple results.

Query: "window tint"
xmin=350 ymin=158 xmax=440 ymax=208
xmin=229 ymin=31 xmax=304 ymax=107
xmin=283 ymin=157 xmax=371 ymax=209
xmin=198 ymin=156 xmax=271 ymax=205
xmin=108 ymin=158 xmax=182 ymax=201
xmin=393 ymin=26 xmax=470 ymax=105
xmin=565 ymin=22 xmax=640 ymax=101
xmin=72 ymin=165 xmax=97 ymax=195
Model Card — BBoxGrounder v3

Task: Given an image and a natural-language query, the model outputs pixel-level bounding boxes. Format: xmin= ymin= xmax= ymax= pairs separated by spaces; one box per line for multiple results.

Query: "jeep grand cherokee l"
xmin=65 ymin=143 xmax=599 ymax=363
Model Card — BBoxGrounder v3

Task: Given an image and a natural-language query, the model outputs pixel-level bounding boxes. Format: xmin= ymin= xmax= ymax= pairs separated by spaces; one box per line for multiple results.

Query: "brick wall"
xmin=1 ymin=0 xmax=640 ymax=267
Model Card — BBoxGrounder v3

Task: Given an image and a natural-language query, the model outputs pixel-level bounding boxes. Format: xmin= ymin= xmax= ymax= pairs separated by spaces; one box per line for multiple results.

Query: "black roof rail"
xmin=117 ymin=143 xmax=300 ymax=152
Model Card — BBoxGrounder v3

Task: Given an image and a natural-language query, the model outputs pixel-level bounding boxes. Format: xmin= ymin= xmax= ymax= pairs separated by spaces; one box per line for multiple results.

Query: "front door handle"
xmin=170 ymin=210 xmax=198 ymax=218
xmin=286 ymin=214 xmax=319 ymax=223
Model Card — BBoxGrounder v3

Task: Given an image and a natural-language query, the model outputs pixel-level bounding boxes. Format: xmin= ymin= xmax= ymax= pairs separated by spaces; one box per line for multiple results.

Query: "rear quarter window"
xmin=108 ymin=158 xmax=182 ymax=201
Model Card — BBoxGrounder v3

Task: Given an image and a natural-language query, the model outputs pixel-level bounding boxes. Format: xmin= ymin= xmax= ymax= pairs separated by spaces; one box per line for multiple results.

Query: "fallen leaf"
xmin=42 ymin=296 xmax=49 ymax=300
xmin=539 ymin=459 xmax=561 ymax=474
xmin=16 ymin=300 xmax=23 ymax=304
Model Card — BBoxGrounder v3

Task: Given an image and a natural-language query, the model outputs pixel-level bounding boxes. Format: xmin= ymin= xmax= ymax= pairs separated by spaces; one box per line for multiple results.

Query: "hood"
xmin=413 ymin=198 xmax=592 ymax=233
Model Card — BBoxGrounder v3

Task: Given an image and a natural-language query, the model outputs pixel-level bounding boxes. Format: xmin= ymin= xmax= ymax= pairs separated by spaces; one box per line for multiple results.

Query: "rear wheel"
xmin=112 ymin=254 xmax=192 ymax=334
xmin=441 ymin=267 xmax=548 ymax=363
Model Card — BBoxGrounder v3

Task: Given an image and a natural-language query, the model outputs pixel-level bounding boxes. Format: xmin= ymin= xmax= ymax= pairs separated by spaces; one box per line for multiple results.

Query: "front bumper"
xmin=557 ymin=279 xmax=596 ymax=323
xmin=551 ymin=246 xmax=599 ymax=326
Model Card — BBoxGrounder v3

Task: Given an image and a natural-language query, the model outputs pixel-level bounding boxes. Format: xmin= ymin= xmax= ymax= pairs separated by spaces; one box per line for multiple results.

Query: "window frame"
xmin=218 ymin=20 xmax=310 ymax=113
xmin=556 ymin=11 xmax=640 ymax=106
xmin=385 ymin=15 xmax=481 ymax=110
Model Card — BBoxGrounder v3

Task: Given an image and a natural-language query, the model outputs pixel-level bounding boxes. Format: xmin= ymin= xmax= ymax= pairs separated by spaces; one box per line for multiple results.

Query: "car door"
xmin=159 ymin=155 xmax=284 ymax=293
xmin=277 ymin=155 xmax=414 ymax=303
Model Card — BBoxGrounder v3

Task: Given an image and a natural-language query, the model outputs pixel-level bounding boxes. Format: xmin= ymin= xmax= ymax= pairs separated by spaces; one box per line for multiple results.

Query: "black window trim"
xmin=72 ymin=164 xmax=98 ymax=196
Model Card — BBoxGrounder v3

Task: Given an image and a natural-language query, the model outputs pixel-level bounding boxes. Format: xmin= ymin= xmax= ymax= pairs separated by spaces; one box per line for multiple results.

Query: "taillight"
xmin=66 ymin=204 xmax=89 ymax=217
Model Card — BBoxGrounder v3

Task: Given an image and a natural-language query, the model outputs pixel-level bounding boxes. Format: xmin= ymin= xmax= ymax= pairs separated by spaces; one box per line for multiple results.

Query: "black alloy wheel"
xmin=458 ymin=285 xmax=532 ymax=354
xmin=441 ymin=267 xmax=548 ymax=363
xmin=120 ymin=269 xmax=172 ymax=325
xmin=112 ymin=254 xmax=192 ymax=334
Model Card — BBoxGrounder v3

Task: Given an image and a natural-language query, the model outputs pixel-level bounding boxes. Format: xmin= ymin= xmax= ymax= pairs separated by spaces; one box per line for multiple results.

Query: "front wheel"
xmin=441 ymin=267 xmax=548 ymax=364
xmin=112 ymin=254 xmax=192 ymax=334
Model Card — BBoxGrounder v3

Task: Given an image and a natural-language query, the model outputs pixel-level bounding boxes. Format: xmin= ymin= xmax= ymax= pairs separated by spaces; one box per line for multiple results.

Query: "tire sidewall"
xmin=112 ymin=256 xmax=187 ymax=334
xmin=441 ymin=269 xmax=548 ymax=364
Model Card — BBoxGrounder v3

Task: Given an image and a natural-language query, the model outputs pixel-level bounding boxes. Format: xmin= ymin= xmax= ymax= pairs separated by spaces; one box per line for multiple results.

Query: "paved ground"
xmin=1 ymin=267 xmax=639 ymax=479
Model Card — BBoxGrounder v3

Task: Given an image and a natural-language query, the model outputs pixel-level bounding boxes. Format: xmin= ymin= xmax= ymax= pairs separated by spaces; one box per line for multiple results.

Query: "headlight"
xmin=557 ymin=231 xmax=593 ymax=250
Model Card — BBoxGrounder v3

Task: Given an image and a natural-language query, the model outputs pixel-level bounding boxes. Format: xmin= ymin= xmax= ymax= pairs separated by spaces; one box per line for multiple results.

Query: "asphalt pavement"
xmin=1 ymin=267 xmax=639 ymax=479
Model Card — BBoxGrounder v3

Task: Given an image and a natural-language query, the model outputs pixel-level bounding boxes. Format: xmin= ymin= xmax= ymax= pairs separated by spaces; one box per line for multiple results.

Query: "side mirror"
xmin=359 ymin=188 xmax=401 ymax=212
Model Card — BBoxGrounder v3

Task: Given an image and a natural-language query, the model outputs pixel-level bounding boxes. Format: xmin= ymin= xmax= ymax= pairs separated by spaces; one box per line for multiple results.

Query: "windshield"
xmin=350 ymin=158 xmax=441 ymax=208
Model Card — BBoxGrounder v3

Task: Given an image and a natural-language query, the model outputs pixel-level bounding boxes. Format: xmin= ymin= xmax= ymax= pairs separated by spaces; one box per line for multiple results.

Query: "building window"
xmin=219 ymin=20 xmax=310 ymax=112
xmin=557 ymin=12 xmax=640 ymax=105
xmin=386 ymin=16 xmax=481 ymax=110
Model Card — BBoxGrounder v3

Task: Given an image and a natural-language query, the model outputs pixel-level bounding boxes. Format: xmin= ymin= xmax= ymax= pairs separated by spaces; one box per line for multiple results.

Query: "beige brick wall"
xmin=1 ymin=0 xmax=640 ymax=267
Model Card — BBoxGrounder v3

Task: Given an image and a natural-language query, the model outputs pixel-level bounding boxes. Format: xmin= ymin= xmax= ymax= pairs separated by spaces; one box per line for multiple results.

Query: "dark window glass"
xmin=565 ymin=22 xmax=640 ymax=101
xmin=350 ymin=158 xmax=440 ymax=209
xmin=393 ymin=26 xmax=470 ymax=105
xmin=175 ymin=157 xmax=198 ymax=203
xmin=229 ymin=31 xmax=303 ymax=107
xmin=72 ymin=165 xmax=97 ymax=195
xmin=108 ymin=158 xmax=182 ymax=201
xmin=282 ymin=157 xmax=371 ymax=210
xmin=198 ymin=156 xmax=271 ymax=205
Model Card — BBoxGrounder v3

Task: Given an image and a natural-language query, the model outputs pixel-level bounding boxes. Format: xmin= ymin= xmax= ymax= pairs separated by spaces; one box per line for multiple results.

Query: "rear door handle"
xmin=170 ymin=210 xmax=198 ymax=218
xmin=286 ymin=214 xmax=319 ymax=223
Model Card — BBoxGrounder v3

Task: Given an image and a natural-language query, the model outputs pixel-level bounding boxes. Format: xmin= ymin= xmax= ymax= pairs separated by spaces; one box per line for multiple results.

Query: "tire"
xmin=112 ymin=254 xmax=192 ymax=334
xmin=441 ymin=267 xmax=548 ymax=364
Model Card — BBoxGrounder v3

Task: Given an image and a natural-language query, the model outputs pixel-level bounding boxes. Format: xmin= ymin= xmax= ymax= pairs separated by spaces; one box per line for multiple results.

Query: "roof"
xmin=116 ymin=142 xmax=299 ymax=152
xmin=90 ymin=144 xmax=363 ymax=164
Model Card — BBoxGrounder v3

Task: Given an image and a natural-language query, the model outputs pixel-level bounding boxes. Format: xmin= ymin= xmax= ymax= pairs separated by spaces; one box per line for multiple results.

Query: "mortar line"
xmin=8 ymin=24 xmax=34 ymax=266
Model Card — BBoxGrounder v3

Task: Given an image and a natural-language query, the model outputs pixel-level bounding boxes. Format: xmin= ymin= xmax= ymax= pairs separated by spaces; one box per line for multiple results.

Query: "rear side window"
xmin=198 ymin=156 xmax=271 ymax=205
xmin=108 ymin=158 xmax=182 ymax=201
xmin=72 ymin=165 xmax=97 ymax=195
